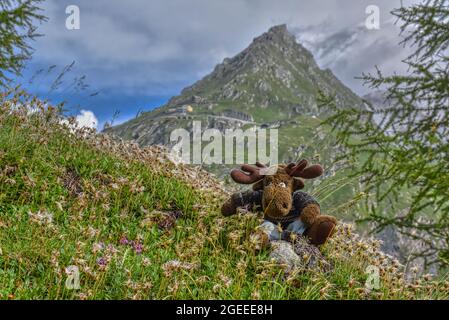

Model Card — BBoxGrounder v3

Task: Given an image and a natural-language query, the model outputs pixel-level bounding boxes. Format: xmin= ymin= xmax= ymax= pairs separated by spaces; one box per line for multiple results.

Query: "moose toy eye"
xmin=279 ymin=182 xmax=286 ymax=188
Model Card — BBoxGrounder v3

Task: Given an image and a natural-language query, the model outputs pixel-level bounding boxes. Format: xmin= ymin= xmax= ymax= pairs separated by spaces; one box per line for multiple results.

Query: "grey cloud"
xmin=31 ymin=0 xmax=420 ymax=97
xmin=293 ymin=23 xmax=415 ymax=94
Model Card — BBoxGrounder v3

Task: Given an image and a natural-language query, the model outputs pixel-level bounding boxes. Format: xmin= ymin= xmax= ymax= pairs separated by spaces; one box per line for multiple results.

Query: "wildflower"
xmin=107 ymin=244 xmax=119 ymax=255
xmin=77 ymin=291 xmax=92 ymax=300
xmin=219 ymin=274 xmax=233 ymax=289
xmin=125 ymin=279 xmax=138 ymax=290
xmin=410 ymin=266 xmax=420 ymax=274
xmin=289 ymin=232 xmax=298 ymax=242
xmin=168 ymin=281 xmax=180 ymax=294
xmin=196 ymin=275 xmax=209 ymax=284
xmin=133 ymin=241 xmax=143 ymax=254
xmin=162 ymin=260 xmax=198 ymax=276
xmin=236 ymin=259 xmax=247 ymax=271
xmin=96 ymin=257 xmax=107 ymax=269
xmin=119 ymin=236 xmax=129 ymax=246
xmin=92 ymin=242 xmax=104 ymax=254
xmin=119 ymin=210 xmax=128 ymax=219
xmin=276 ymin=223 xmax=283 ymax=233
xmin=212 ymin=284 xmax=221 ymax=293
xmin=251 ymin=290 xmax=261 ymax=299
xmin=5 ymin=178 xmax=16 ymax=185
xmin=228 ymin=230 xmax=240 ymax=242
xmin=86 ymin=226 xmax=100 ymax=238
xmin=28 ymin=210 xmax=54 ymax=226
xmin=319 ymin=282 xmax=332 ymax=299
xmin=130 ymin=280 xmax=152 ymax=291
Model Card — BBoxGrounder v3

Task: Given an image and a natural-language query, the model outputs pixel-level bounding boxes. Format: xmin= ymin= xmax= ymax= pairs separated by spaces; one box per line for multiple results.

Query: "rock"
xmin=292 ymin=237 xmax=332 ymax=272
xmin=269 ymin=237 xmax=331 ymax=274
xmin=270 ymin=240 xmax=303 ymax=273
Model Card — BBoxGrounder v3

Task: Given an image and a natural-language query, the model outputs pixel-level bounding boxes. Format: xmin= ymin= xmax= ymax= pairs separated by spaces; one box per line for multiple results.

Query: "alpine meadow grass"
xmin=0 ymin=91 xmax=448 ymax=300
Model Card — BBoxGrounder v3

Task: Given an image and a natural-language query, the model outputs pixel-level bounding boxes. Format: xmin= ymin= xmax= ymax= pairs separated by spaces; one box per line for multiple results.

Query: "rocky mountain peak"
xmin=244 ymin=24 xmax=311 ymax=63
xmin=169 ymin=24 xmax=328 ymax=108
xmin=268 ymin=23 xmax=288 ymax=34
xmin=105 ymin=24 xmax=364 ymax=159
xmin=258 ymin=24 xmax=297 ymax=45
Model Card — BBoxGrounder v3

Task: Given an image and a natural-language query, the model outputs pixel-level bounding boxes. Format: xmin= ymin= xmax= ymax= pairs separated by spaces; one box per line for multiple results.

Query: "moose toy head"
xmin=230 ymin=159 xmax=323 ymax=218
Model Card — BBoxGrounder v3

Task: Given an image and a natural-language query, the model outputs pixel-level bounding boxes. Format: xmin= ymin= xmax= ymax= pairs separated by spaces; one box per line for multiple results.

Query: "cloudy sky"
xmin=16 ymin=0 xmax=419 ymax=129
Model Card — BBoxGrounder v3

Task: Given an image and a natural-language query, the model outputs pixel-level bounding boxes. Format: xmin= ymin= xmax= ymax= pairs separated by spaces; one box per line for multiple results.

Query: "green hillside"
xmin=1 ymin=95 xmax=448 ymax=299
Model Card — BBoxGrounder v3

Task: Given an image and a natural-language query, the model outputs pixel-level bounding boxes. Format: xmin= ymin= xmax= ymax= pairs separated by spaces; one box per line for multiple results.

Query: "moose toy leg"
xmin=305 ymin=215 xmax=337 ymax=245
xmin=300 ymin=203 xmax=337 ymax=246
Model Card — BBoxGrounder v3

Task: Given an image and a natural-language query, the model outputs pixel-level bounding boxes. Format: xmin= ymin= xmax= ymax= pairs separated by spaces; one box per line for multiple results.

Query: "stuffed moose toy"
xmin=221 ymin=159 xmax=337 ymax=247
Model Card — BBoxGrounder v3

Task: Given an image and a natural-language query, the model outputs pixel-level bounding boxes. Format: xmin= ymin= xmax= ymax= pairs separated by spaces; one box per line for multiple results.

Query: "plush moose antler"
xmin=231 ymin=159 xmax=323 ymax=184
xmin=231 ymin=160 xmax=324 ymax=185
xmin=230 ymin=162 xmax=266 ymax=184
xmin=285 ymin=159 xmax=323 ymax=178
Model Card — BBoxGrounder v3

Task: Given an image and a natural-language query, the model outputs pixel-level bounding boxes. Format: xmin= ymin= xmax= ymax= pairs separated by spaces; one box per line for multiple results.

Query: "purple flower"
xmin=119 ymin=236 xmax=129 ymax=245
xmin=97 ymin=257 xmax=107 ymax=267
xmin=119 ymin=236 xmax=143 ymax=254
xmin=133 ymin=241 xmax=143 ymax=254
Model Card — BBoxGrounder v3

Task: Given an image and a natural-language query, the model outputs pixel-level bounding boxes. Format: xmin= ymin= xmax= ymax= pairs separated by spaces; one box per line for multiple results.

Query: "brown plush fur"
xmin=255 ymin=166 xmax=304 ymax=219
xmin=300 ymin=204 xmax=321 ymax=227
xmin=305 ymin=215 xmax=337 ymax=245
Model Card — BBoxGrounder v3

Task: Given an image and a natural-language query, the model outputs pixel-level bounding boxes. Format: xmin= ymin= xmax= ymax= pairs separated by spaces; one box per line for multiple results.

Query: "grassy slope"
xmin=0 ymin=99 xmax=448 ymax=300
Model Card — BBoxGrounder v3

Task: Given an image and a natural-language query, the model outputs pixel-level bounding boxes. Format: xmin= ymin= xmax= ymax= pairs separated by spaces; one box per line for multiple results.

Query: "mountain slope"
xmin=1 ymin=97 xmax=448 ymax=299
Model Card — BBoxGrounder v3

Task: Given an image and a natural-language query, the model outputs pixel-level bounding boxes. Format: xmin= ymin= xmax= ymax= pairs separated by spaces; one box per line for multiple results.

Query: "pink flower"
xmin=133 ymin=241 xmax=143 ymax=254
xmin=119 ymin=236 xmax=129 ymax=245
xmin=97 ymin=257 xmax=107 ymax=267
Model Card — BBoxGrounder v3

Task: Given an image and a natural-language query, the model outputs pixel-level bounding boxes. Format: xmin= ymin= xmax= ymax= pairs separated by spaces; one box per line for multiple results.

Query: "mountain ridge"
xmin=158 ymin=24 xmax=362 ymax=115
xmin=104 ymin=24 xmax=364 ymax=180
